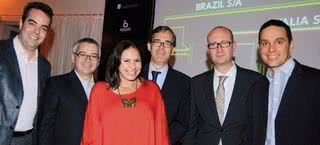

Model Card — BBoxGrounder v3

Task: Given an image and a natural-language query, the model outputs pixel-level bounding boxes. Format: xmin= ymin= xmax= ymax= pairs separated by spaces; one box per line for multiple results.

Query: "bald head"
xmin=207 ymin=26 xmax=234 ymax=42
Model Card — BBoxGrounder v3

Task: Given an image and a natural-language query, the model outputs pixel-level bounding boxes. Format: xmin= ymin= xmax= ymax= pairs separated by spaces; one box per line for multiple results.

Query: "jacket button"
xmin=220 ymin=128 xmax=224 ymax=132
xmin=9 ymin=126 xmax=14 ymax=130
xmin=16 ymin=106 xmax=20 ymax=109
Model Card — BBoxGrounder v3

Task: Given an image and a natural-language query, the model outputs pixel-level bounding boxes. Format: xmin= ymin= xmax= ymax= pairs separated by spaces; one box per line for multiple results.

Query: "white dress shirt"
xmin=213 ymin=63 xmax=237 ymax=122
xmin=75 ymin=70 xmax=95 ymax=100
xmin=13 ymin=36 xmax=39 ymax=131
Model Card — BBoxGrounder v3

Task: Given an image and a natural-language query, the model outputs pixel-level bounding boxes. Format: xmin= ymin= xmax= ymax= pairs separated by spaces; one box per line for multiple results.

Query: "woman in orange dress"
xmin=81 ymin=40 xmax=170 ymax=145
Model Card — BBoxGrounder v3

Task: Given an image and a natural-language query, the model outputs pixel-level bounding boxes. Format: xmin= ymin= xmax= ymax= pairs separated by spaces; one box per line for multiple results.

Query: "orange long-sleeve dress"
xmin=81 ymin=80 xmax=170 ymax=145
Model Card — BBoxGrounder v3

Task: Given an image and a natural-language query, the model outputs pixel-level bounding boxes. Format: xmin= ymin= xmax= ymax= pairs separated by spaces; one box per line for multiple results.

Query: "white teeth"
xmin=30 ymin=35 xmax=39 ymax=40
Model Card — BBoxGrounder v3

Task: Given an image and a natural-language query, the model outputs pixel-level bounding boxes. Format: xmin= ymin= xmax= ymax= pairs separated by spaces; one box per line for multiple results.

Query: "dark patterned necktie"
xmin=151 ymin=71 xmax=161 ymax=82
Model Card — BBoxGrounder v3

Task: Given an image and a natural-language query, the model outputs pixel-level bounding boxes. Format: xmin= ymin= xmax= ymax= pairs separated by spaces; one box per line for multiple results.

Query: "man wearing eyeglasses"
xmin=184 ymin=26 xmax=269 ymax=145
xmin=38 ymin=37 xmax=100 ymax=145
xmin=142 ymin=26 xmax=191 ymax=145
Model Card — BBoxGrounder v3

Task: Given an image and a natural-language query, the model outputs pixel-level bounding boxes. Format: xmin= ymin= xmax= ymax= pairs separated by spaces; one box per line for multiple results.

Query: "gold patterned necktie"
xmin=216 ymin=76 xmax=227 ymax=124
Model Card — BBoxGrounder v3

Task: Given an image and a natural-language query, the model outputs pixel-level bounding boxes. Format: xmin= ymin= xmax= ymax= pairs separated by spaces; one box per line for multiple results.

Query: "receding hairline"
xmin=207 ymin=26 xmax=234 ymax=41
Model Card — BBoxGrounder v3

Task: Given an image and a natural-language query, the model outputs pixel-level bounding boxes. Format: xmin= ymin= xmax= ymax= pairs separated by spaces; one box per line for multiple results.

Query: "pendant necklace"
xmin=117 ymin=80 xmax=137 ymax=108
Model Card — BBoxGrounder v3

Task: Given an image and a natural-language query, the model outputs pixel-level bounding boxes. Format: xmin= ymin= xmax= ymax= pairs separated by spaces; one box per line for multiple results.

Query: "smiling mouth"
xmin=267 ymin=55 xmax=278 ymax=60
xmin=29 ymin=36 xmax=39 ymax=42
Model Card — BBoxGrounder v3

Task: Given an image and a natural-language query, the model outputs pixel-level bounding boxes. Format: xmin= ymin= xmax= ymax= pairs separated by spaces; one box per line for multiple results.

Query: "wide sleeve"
xmin=183 ymin=79 xmax=199 ymax=145
xmin=80 ymin=83 xmax=104 ymax=145
xmin=38 ymin=78 xmax=59 ymax=145
xmin=153 ymin=85 xmax=170 ymax=145
xmin=249 ymin=76 xmax=269 ymax=145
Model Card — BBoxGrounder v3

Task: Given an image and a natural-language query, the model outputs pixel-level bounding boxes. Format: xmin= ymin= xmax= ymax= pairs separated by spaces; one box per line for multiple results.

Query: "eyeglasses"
xmin=151 ymin=41 xmax=173 ymax=48
xmin=74 ymin=52 xmax=99 ymax=61
xmin=207 ymin=41 xmax=232 ymax=49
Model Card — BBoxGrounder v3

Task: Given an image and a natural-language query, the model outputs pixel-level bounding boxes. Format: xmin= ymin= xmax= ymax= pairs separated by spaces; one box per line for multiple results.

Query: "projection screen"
xmin=154 ymin=0 xmax=320 ymax=77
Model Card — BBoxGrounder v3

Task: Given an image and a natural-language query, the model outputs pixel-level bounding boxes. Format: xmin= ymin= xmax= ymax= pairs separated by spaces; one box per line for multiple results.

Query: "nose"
xmin=34 ymin=27 xmax=41 ymax=35
xmin=216 ymin=46 xmax=224 ymax=52
xmin=268 ymin=44 xmax=276 ymax=53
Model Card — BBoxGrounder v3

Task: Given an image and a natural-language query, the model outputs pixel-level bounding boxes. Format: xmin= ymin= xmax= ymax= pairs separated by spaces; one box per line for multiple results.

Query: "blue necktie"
xmin=151 ymin=71 xmax=161 ymax=82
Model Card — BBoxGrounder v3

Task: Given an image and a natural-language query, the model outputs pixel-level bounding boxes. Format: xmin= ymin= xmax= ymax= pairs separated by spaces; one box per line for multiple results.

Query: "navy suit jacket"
xmin=38 ymin=71 xmax=89 ymax=145
xmin=184 ymin=65 xmax=269 ymax=145
xmin=273 ymin=60 xmax=320 ymax=145
xmin=143 ymin=65 xmax=191 ymax=145
xmin=0 ymin=38 xmax=51 ymax=145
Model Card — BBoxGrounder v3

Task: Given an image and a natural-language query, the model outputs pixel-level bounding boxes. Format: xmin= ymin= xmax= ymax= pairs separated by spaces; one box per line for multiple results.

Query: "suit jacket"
xmin=143 ymin=65 xmax=191 ymax=145
xmin=38 ymin=71 xmax=89 ymax=145
xmin=184 ymin=65 xmax=269 ymax=145
xmin=0 ymin=38 xmax=51 ymax=145
xmin=273 ymin=60 xmax=320 ymax=145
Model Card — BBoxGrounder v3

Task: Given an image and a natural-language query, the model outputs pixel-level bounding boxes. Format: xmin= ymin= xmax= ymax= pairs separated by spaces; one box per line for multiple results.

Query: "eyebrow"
xmin=27 ymin=18 xmax=49 ymax=30
xmin=77 ymin=51 xmax=98 ymax=55
xmin=153 ymin=39 xmax=172 ymax=43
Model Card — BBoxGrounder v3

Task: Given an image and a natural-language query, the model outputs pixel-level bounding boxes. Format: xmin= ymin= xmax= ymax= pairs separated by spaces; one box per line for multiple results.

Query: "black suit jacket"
xmin=273 ymin=60 xmax=320 ymax=145
xmin=38 ymin=71 xmax=89 ymax=145
xmin=143 ymin=65 xmax=191 ymax=145
xmin=0 ymin=38 xmax=51 ymax=145
xmin=184 ymin=66 xmax=269 ymax=145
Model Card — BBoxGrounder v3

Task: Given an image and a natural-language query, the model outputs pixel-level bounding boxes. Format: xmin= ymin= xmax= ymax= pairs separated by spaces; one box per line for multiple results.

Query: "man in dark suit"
xmin=38 ymin=37 xmax=100 ymax=145
xmin=143 ymin=26 xmax=191 ymax=145
xmin=0 ymin=2 xmax=52 ymax=145
xmin=258 ymin=19 xmax=320 ymax=145
xmin=184 ymin=26 xmax=269 ymax=145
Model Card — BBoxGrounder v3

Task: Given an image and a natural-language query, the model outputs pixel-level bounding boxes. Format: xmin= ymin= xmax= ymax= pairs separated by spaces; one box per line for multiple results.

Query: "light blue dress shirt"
xmin=148 ymin=63 xmax=168 ymax=89
xmin=265 ymin=58 xmax=295 ymax=145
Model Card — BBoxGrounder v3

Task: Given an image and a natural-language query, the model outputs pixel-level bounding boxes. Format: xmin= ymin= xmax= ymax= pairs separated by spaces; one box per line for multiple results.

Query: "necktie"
xmin=151 ymin=71 xmax=161 ymax=82
xmin=216 ymin=76 xmax=227 ymax=145
xmin=216 ymin=76 xmax=227 ymax=124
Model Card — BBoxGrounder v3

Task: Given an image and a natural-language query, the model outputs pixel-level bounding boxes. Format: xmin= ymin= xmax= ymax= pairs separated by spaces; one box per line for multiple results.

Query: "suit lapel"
xmin=161 ymin=67 xmax=173 ymax=99
xmin=223 ymin=66 xmax=244 ymax=126
xmin=3 ymin=39 xmax=23 ymax=102
xmin=277 ymin=61 xmax=301 ymax=116
xmin=38 ymin=56 xmax=48 ymax=96
xmin=68 ymin=71 xmax=89 ymax=105
xmin=203 ymin=70 xmax=220 ymax=123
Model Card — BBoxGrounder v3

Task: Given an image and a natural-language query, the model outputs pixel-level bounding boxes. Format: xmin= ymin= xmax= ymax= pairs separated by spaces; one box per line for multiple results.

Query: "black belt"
xmin=13 ymin=129 xmax=33 ymax=137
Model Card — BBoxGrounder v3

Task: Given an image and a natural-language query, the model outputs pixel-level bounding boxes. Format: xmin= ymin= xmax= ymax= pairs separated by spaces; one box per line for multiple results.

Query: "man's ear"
xmin=147 ymin=43 xmax=151 ymax=52
xmin=71 ymin=53 xmax=75 ymax=63
xmin=19 ymin=19 xmax=23 ymax=30
xmin=232 ymin=41 xmax=237 ymax=53
xmin=289 ymin=40 xmax=294 ymax=55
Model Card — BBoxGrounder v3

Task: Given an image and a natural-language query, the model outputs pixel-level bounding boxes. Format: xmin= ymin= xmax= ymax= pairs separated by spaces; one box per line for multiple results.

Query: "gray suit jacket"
xmin=0 ymin=38 xmax=51 ymax=145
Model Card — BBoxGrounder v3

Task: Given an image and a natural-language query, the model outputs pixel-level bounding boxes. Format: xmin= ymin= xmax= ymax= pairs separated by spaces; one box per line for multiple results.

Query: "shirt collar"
xmin=214 ymin=62 xmax=237 ymax=78
xmin=13 ymin=36 xmax=39 ymax=63
xmin=149 ymin=63 xmax=169 ymax=74
xmin=74 ymin=70 xmax=94 ymax=84
xmin=266 ymin=57 xmax=295 ymax=78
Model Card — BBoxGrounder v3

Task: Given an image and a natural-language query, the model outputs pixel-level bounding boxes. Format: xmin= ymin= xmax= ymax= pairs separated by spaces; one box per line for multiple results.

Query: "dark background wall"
xmin=97 ymin=0 xmax=155 ymax=80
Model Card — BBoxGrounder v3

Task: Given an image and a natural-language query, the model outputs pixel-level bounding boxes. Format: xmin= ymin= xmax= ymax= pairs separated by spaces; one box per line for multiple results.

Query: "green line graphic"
xmin=233 ymin=25 xmax=320 ymax=35
xmin=171 ymin=26 xmax=192 ymax=56
xmin=163 ymin=0 xmax=320 ymax=22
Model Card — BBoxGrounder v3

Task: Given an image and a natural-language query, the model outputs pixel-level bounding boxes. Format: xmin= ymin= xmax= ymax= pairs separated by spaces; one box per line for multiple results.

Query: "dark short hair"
xmin=150 ymin=26 xmax=176 ymax=47
xmin=258 ymin=19 xmax=292 ymax=43
xmin=209 ymin=26 xmax=234 ymax=42
xmin=72 ymin=37 xmax=101 ymax=56
xmin=105 ymin=40 xmax=142 ymax=89
xmin=22 ymin=2 xmax=54 ymax=26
